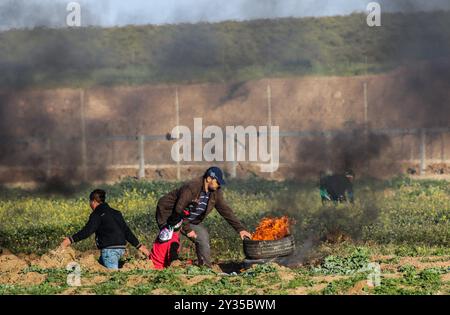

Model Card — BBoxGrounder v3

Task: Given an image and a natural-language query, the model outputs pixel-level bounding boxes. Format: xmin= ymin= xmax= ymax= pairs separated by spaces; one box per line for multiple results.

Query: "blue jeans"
xmin=99 ymin=248 xmax=125 ymax=270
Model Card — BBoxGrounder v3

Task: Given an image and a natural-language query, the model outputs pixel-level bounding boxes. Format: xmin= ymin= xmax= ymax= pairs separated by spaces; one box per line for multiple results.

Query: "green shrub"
xmin=313 ymin=248 xmax=370 ymax=275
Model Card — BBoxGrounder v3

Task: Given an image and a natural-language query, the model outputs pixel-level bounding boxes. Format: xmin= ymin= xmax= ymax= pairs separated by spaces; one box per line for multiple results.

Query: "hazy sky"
xmin=1 ymin=0 xmax=450 ymax=30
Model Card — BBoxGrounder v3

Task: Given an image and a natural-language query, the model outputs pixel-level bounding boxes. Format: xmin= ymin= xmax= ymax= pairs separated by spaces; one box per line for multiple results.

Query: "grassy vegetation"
xmin=0 ymin=176 xmax=449 ymax=257
xmin=1 ymin=176 xmax=449 ymax=295
xmin=1 ymin=11 xmax=449 ymax=88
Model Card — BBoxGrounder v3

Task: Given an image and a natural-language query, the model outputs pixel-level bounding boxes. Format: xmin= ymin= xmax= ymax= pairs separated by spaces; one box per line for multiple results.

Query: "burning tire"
xmin=243 ymin=235 xmax=295 ymax=259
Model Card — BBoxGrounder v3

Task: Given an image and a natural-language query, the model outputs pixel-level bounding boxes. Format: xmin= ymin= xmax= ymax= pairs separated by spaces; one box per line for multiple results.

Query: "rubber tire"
xmin=243 ymin=235 xmax=295 ymax=259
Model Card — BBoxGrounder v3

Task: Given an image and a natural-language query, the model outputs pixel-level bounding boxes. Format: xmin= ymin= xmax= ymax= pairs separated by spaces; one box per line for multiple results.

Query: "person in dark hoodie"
xmin=319 ymin=170 xmax=355 ymax=204
xmin=153 ymin=166 xmax=252 ymax=268
xmin=60 ymin=189 xmax=150 ymax=270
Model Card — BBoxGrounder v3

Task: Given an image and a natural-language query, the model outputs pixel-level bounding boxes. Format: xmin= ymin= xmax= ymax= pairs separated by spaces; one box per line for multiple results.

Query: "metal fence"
xmin=1 ymin=83 xmax=449 ymax=182
xmin=1 ymin=125 xmax=449 ymax=182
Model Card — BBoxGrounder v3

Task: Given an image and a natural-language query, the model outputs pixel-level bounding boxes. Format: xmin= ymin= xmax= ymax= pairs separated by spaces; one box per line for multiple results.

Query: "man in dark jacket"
xmin=61 ymin=189 xmax=150 ymax=269
xmin=319 ymin=170 xmax=355 ymax=204
xmin=155 ymin=166 xmax=252 ymax=267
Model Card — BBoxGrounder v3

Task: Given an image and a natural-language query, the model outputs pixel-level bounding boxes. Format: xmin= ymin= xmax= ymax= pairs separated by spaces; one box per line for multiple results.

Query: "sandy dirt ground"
xmin=1 ymin=248 xmax=449 ymax=294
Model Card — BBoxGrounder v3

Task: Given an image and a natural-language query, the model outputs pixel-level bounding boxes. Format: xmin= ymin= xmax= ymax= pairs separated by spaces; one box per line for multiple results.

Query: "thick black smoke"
xmin=268 ymin=183 xmax=383 ymax=267
xmin=282 ymin=4 xmax=450 ymax=266
xmin=399 ymin=59 xmax=450 ymax=129
xmin=0 ymin=27 xmax=108 ymax=88
xmin=0 ymin=91 xmax=85 ymax=194
xmin=155 ymin=24 xmax=223 ymax=78
xmin=377 ymin=6 xmax=450 ymax=129
xmin=294 ymin=6 xmax=450 ymax=176
xmin=295 ymin=125 xmax=391 ymax=177
xmin=0 ymin=6 xmax=107 ymax=192
xmin=0 ymin=2 xmax=449 ymax=191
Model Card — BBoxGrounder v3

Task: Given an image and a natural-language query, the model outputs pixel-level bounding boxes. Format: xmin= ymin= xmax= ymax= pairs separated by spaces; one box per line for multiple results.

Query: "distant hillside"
xmin=0 ymin=11 xmax=449 ymax=88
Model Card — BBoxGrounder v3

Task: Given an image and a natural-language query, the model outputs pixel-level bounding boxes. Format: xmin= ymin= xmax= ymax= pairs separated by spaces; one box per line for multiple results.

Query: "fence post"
xmin=325 ymin=132 xmax=333 ymax=172
xmin=410 ymin=136 xmax=414 ymax=162
xmin=80 ymin=89 xmax=88 ymax=182
xmin=46 ymin=138 xmax=51 ymax=179
xmin=363 ymin=82 xmax=370 ymax=175
xmin=138 ymin=135 xmax=145 ymax=179
xmin=267 ymin=83 xmax=273 ymax=179
xmin=175 ymin=87 xmax=181 ymax=181
xmin=363 ymin=82 xmax=368 ymax=126
xmin=228 ymin=134 xmax=237 ymax=178
xmin=420 ymin=129 xmax=426 ymax=175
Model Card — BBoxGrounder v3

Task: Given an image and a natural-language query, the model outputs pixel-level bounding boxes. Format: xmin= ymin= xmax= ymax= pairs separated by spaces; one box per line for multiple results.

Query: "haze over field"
xmin=0 ymin=3 xmax=449 ymax=183
xmin=1 ymin=0 xmax=450 ymax=30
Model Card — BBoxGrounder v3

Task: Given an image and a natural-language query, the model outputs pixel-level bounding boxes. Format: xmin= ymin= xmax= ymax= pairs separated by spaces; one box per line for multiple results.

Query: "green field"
xmin=0 ymin=176 xmax=449 ymax=295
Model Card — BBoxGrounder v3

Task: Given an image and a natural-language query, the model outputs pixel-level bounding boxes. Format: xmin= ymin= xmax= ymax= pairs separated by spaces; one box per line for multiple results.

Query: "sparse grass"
xmin=372 ymin=267 xmax=445 ymax=295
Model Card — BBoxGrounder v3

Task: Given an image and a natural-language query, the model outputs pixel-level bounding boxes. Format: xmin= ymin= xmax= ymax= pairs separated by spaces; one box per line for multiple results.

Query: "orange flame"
xmin=251 ymin=216 xmax=293 ymax=241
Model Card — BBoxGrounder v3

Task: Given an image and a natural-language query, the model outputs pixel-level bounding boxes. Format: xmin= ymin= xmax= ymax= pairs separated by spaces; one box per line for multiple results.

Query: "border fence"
xmin=1 ymin=125 xmax=449 ymax=183
xmin=1 ymin=83 xmax=449 ymax=183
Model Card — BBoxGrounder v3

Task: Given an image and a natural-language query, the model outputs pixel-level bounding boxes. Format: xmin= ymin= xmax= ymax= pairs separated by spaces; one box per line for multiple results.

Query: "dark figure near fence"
xmin=319 ymin=170 xmax=355 ymax=204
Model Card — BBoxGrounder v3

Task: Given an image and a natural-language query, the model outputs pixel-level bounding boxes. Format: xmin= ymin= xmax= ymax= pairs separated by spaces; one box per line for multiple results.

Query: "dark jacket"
xmin=320 ymin=174 xmax=354 ymax=202
xmin=69 ymin=203 xmax=142 ymax=250
xmin=156 ymin=176 xmax=246 ymax=234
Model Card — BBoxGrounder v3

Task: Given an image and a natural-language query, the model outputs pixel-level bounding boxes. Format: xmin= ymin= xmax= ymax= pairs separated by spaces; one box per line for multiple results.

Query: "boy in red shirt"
xmin=150 ymin=203 xmax=195 ymax=269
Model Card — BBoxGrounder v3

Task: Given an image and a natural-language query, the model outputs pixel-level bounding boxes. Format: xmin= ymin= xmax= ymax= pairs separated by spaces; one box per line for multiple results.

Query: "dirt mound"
xmin=28 ymin=248 xmax=108 ymax=272
xmin=126 ymin=275 xmax=151 ymax=286
xmin=23 ymin=272 xmax=47 ymax=285
xmin=31 ymin=247 xmax=77 ymax=269
xmin=76 ymin=252 xmax=154 ymax=272
xmin=0 ymin=248 xmax=12 ymax=256
xmin=441 ymin=273 xmax=450 ymax=282
xmin=81 ymin=275 xmax=109 ymax=286
xmin=167 ymin=259 xmax=196 ymax=270
xmin=78 ymin=254 xmax=108 ymax=272
xmin=0 ymin=254 xmax=28 ymax=273
xmin=278 ymin=270 xmax=296 ymax=282
xmin=8 ymin=248 xmax=156 ymax=273
xmin=241 ymin=262 xmax=296 ymax=281
xmin=346 ymin=280 xmax=369 ymax=295
xmin=17 ymin=253 xmax=40 ymax=264
xmin=150 ymin=288 xmax=170 ymax=295
xmin=0 ymin=271 xmax=47 ymax=286
xmin=58 ymin=287 xmax=78 ymax=295
xmin=121 ymin=258 xmax=154 ymax=271
xmin=379 ymin=256 xmax=450 ymax=272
